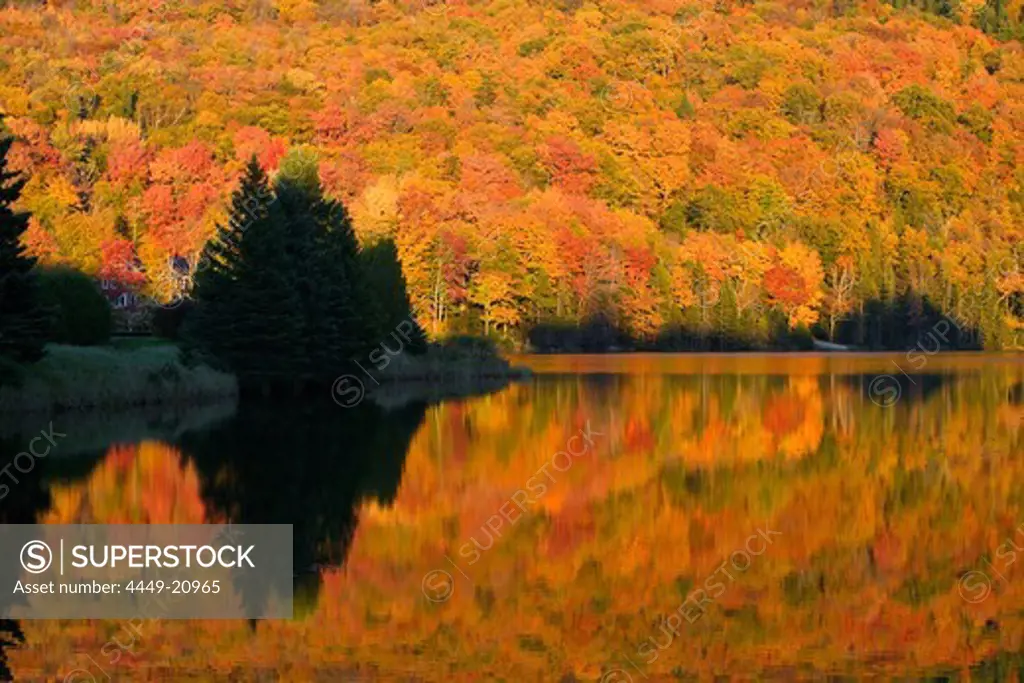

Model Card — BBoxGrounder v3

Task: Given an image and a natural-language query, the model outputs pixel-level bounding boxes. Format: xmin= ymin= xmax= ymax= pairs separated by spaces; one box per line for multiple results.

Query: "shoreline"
xmin=0 ymin=344 xmax=238 ymax=416
xmin=376 ymin=346 xmax=531 ymax=382
xmin=0 ymin=342 xmax=531 ymax=418
xmin=14 ymin=343 xmax=1012 ymax=418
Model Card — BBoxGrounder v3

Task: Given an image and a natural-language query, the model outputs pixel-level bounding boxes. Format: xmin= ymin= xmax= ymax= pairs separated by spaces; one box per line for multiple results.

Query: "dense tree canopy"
xmin=0 ymin=0 xmax=1021 ymax=347
xmin=0 ymin=127 xmax=49 ymax=369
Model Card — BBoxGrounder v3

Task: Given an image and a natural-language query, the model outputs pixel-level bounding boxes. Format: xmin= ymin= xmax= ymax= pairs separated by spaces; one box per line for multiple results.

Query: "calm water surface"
xmin=4 ymin=353 xmax=1024 ymax=681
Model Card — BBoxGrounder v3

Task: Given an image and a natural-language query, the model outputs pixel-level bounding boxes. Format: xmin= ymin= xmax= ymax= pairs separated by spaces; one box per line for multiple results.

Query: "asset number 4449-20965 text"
xmin=125 ymin=580 xmax=221 ymax=594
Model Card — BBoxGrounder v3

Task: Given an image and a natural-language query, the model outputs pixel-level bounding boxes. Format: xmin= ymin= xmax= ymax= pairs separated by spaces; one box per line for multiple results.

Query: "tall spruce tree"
xmin=316 ymin=195 xmax=373 ymax=364
xmin=0 ymin=127 xmax=49 ymax=367
xmin=188 ymin=152 xmax=424 ymax=391
xmin=276 ymin=148 xmax=371 ymax=382
xmin=184 ymin=157 xmax=305 ymax=389
xmin=361 ymin=238 xmax=427 ymax=353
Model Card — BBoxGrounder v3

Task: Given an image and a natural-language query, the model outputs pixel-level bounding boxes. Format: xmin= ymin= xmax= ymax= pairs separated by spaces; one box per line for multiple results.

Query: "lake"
xmin=3 ymin=353 xmax=1023 ymax=680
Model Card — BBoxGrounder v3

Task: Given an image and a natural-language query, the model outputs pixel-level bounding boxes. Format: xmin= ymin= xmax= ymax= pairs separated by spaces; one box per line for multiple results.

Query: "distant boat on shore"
xmin=812 ymin=338 xmax=859 ymax=352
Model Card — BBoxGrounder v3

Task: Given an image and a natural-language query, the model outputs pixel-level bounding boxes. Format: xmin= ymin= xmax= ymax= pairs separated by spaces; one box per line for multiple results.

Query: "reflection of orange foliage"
xmin=543 ymin=506 xmax=595 ymax=559
xmin=623 ymin=416 xmax=654 ymax=453
xmin=775 ymin=377 xmax=824 ymax=459
xmin=44 ymin=442 xmax=210 ymax=524
xmin=763 ymin=391 xmax=806 ymax=438
xmin=872 ymin=531 xmax=906 ymax=574
xmin=12 ymin=359 xmax=1024 ymax=680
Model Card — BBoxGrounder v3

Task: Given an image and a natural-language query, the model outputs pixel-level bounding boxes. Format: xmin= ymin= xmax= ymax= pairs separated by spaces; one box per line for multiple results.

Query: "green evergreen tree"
xmin=361 ymin=238 xmax=427 ymax=354
xmin=975 ymin=0 xmax=1009 ymax=35
xmin=275 ymin=148 xmax=371 ymax=380
xmin=184 ymin=157 xmax=305 ymax=389
xmin=318 ymin=196 xmax=375 ymax=359
xmin=0 ymin=128 xmax=50 ymax=368
xmin=188 ymin=151 xmax=427 ymax=390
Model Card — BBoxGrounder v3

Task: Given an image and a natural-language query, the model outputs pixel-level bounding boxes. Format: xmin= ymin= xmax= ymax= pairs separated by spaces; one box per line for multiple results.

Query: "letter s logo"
xmin=21 ymin=540 xmax=53 ymax=574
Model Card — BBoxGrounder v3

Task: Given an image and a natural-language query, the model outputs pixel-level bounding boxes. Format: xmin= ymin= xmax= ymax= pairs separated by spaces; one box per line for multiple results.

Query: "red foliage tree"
xmin=764 ymin=265 xmax=807 ymax=307
xmin=539 ymin=136 xmax=597 ymax=195
xmin=107 ymin=139 xmax=150 ymax=186
xmin=232 ymin=126 xmax=288 ymax=172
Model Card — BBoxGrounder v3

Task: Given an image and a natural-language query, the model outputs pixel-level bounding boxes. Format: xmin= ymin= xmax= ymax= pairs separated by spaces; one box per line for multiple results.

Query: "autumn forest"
xmin=0 ymin=0 xmax=1022 ymax=348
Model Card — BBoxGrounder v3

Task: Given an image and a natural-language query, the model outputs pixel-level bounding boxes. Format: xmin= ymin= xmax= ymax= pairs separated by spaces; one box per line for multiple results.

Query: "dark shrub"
xmin=441 ymin=335 xmax=499 ymax=357
xmin=37 ymin=267 xmax=112 ymax=345
xmin=0 ymin=354 xmax=27 ymax=386
xmin=152 ymin=299 xmax=193 ymax=340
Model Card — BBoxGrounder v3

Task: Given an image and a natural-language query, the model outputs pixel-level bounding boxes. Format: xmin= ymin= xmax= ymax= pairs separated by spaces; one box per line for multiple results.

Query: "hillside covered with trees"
xmin=0 ymin=0 xmax=1022 ymax=348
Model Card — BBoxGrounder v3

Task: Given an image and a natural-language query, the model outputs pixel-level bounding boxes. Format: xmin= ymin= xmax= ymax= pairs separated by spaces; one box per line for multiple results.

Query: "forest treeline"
xmin=1 ymin=128 xmax=427 ymax=390
xmin=0 ymin=0 xmax=1021 ymax=349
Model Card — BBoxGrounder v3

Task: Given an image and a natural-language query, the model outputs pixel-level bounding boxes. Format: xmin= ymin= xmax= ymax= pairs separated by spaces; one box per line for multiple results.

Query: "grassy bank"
xmin=0 ymin=344 xmax=238 ymax=414
xmin=376 ymin=341 xmax=530 ymax=383
xmin=0 ymin=338 xmax=527 ymax=415
xmin=364 ymin=343 xmax=529 ymax=408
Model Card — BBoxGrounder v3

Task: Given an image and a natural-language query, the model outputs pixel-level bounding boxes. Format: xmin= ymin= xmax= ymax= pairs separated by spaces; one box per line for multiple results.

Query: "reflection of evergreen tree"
xmin=177 ymin=399 xmax=427 ymax=619
xmin=969 ymin=651 xmax=1024 ymax=680
xmin=0 ymin=434 xmax=51 ymax=681
xmin=0 ymin=620 xmax=22 ymax=682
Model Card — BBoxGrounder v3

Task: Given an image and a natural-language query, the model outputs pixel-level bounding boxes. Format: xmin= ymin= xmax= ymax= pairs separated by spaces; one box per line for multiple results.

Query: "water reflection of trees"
xmin=381 ymin=369 xmax=1024 ymax=678
xmin=1 ymin=398 xmax=427 ymax=676
xmin=5 ymin=364 xmax=1024 ymax=678
xmin=178 ymin=399 xmax=428 ymax=616
xmin=0 ymin=619 xmax=20 ymax=682
xmin=0 ymin=432 xmax=50 ymax=681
